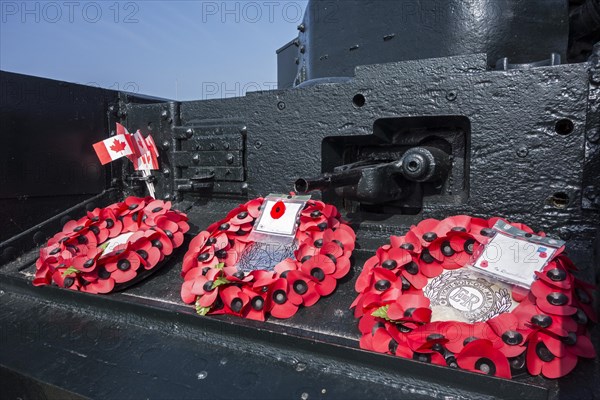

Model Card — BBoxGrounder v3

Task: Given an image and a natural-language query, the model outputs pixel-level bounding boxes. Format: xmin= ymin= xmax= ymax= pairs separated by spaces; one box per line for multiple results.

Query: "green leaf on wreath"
xmin=196 ymin=306 xmax=210 ymax=316
xmin=61 ymin=266 xmax=81 ymax=277
xmin=371 ymin=305 xmax=390 ymax=320
xmin=215 ymin=262 xmax=225 ymax=270
xmin=211 ymin=276 xmax=230 ymax=289
xmin=195 ymin=297 xmax=211 ymax=316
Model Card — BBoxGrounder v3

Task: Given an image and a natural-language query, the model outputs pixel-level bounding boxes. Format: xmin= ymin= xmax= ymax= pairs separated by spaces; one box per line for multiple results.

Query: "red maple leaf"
xmin=110 ymin=139 xmax=127 ymax=153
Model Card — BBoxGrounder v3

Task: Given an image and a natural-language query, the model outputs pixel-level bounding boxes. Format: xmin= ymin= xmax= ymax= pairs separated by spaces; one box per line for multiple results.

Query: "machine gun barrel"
xmin=293 ymin=146 xmax=451 ymax=204
xmin=294 ymin=168 xmax=362 ymax=193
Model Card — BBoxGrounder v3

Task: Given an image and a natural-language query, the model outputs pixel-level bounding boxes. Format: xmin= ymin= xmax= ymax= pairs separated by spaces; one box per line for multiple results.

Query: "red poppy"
xmin=61 ymin=216 xmax=92 ymax=238
xmin=512 ymin=301 xmax=578 ymax=337
xmin=355 ymin=255 xmax=382 ymax=293
xmin=270 ymin=200 xmax=286 ymax=219
xmin=387 ymin=293 xmax=432 ymax=325
xmin=144 ymin=229 xmax=173 ymax=257
xmin=246 ymin=198 xmax=263 ymax=218
xmin=300 ymin=254 xmax=338 ymax=296
xmin=457 ymin=339 xmax=512 ymax=379
xmin=530 ymin=280 xmax=576 ymax=316
xmin=571 ymin=278 xmax=597 ymax=323
xmin=399 ymin=256 xmax=430 ymax=290
xmin=429 ymin=232 xmax=475 ymax=270
xmin=485 ymin=313 xmax=528 ymax=357
xmin=390 ymin=230 xmax=422 ymax=253
xmin=525 ymin=330 xmax=579 ymax=378
xmin=180 ymin=268 xmax=222 ymax=306
xmin=127 ymin=231 xmax=162 ymax=270
xmin=81 ymin=266 xmax=116 ymax=294
xmin=155 ymin=215 xmax=186 ymax=248
xmin=286 ymin=270 xmax=320 ymax=306
xmin=268 ymin=277 xmax=299 ymax=318
xmin=105 ymin=251 xmax=141 ymax=283
xmin=436 ymin=321 xmax=491 ymax=354
xmin=143 ymin=199 xmax=171 ymax=225
xmin=240 ymin=286 xmax=268 ymax=321
xmin=123 ymin=196 xmax=146 ymax=214
xmin=51 ymin=266 xmax=82 ymax=290
xmin=220 ymin=285 xmax=251 ymax=316
xmin=71 ymin=248 xmax=102 ymax=273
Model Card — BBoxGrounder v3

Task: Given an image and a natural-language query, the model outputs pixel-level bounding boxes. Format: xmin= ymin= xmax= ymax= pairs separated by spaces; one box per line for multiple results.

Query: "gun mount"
xmin=295 ymin=146 xmax=450 ymax=205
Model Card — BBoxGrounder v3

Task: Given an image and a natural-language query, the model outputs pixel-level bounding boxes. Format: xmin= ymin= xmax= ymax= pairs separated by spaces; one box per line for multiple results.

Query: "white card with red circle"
xmin=248 ymin=194 xmax=310 ymax=242
xmin=469 ymin=221 xmax=565 ymax=288
xmin=254 ymin=199 xmax=303 ymax=236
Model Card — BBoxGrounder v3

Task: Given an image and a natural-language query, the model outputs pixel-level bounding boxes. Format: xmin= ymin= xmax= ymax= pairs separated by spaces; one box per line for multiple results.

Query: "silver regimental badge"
xmin=423 ymin=270 xmax=515 ymax=323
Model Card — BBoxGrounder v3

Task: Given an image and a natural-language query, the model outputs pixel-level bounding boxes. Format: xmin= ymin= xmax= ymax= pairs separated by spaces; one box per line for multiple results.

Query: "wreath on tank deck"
xmin=351 ymin=216 xmax=596 ymax=379
xmin=34 ymin=197 xmax=189 ymax=294
xmin=181 ymin=197 xmax=356 ymax=320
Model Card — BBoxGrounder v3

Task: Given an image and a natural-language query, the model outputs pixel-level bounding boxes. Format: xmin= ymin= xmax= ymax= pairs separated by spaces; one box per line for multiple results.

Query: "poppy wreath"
xmin=351 ymin=216 xmax=596 ymax=379
xmin=33 ymin=196 xmax=190 ymax=294
xmin=181 ymin=197 xmax=356 ymax=320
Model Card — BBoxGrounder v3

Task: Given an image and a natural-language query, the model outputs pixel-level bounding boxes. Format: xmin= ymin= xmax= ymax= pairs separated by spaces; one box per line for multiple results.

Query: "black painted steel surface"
xmin=1 ymin=1 xmax=600 ymax=398
xmin=284 ymin=0 xmax=568 ymax=86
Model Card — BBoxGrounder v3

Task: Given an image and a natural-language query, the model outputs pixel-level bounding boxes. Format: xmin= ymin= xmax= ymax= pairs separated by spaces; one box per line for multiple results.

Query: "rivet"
xmin=584 ymin=186 xmax=597 ymax=200
xmin=587 ymin=129 xmax=600 ymax=144
xmin=516 ymin=147 xmax=528 ymax=157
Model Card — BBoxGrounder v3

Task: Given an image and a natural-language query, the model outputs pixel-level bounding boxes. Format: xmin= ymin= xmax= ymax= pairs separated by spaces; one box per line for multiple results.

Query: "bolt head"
xmin=516 ymin=147 xmax=529 ymax=157
xmin=587 ymin=129 xmax=600 ymax=144
xmin=584 ymin=186 xmax=597 ymax=200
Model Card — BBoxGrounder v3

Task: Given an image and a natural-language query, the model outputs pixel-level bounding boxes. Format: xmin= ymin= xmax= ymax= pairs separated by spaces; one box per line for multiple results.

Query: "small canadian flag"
xmin=93 ymin=134 xmax=134 ymax=165
xmin=132 ymin=130 xmax=159 ymax=170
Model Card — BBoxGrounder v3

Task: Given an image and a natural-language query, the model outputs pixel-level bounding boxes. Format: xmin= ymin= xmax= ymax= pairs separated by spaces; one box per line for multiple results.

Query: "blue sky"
xmin=0 ymin=1 xmax=305 ymax=100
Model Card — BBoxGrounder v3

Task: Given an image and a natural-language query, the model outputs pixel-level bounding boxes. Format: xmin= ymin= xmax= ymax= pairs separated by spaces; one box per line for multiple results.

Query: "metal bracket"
xmin=173 ymin=123 xmax=247 ymax=195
